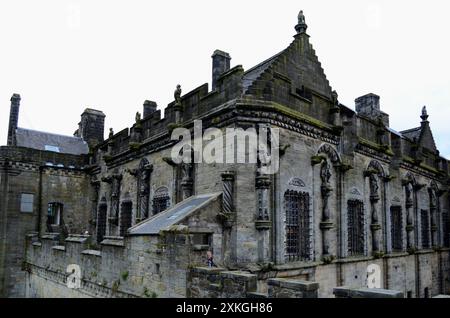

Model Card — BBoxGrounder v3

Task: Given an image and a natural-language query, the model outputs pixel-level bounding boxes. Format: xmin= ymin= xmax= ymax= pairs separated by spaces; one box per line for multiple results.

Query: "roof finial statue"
xmin=421 ymin=106 xmax=429 ymax=122
xmin=174 ymin=84 xmax=182 ymax=105
xmin=295 ymin=10 xmax=308 ymax=34
xmin=298 ymin=10 xmax=306 ymax=24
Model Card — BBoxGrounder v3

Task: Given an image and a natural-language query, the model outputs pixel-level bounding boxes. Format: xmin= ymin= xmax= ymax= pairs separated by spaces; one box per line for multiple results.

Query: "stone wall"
xmin=187 ymin=267 xmax=319 ymax=298
xmin=25 ymin=229 xmax=210 ymax=298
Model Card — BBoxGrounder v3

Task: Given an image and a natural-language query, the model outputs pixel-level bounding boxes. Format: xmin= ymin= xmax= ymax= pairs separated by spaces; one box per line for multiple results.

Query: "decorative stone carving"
xmin=295 ymin=10 xmax=308 ymax=34
xmin=317 ymin=144 xmax=340 ymax=164
xmin=180 ymin=162 xmax=194 ymax=200
xmin=102 ymin=174 xmax=122 ymax=226
xmin=137 ymin=159 xmax=153 ymax=221
xmin=403 ymin=174 xmax=416 ymax=250
xmin=219 ymin=171 xmax=235 ymax=228
xmin=429 ymin=185 xmax=439 ymax=247
xmin=256 ymin=175 xmax=271 ymax=227
xmin=288 ymin=177 xmax=306 ymax=188
xmin=350 ymin=188 xmax=362 ymax=196
xmin=366 ymin=161 xmax=383 ymax=253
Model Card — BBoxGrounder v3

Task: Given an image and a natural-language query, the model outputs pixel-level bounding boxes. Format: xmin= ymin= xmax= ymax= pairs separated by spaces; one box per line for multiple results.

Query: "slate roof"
xmin=128 ymin=193 xmax=221 ymax=236
xmin=15 ymin=128 xmax=89 ymax=155
xmin=400 ymin=127 xmax=422 ymax=142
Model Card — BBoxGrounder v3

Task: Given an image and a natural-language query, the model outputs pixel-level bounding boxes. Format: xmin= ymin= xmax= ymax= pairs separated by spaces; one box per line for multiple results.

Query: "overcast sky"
xmin=1 ymin=0 xmax=449 ymax=157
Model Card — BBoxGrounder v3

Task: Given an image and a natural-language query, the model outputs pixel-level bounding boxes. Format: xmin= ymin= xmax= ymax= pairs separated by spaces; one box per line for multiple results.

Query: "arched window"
xmin=284 ymin=190 xmax=311 ymax=262
xmin=152 ymin=187 xmax=170 ymax=215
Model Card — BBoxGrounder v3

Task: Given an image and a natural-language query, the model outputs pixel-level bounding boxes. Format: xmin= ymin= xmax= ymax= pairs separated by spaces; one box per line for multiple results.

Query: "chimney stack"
xmin=7 ymin=94 xmax=21 ymax=146
xmin=79 ymin=108 xmax=106 ymax=148
xmin=355 ymin=93 xmax=389 ymax=126
xmin=143 ymin=100 xmax=157 ymax=118
xmin=212 ymin=50 xmax=231 ymax=91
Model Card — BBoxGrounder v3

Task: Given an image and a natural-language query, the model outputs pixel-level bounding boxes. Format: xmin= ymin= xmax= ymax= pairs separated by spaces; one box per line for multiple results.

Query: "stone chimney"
xmin=7 ymin=94 xmax=21 ymax=146
xmin=79 ymin=108 xmax=106 ymax=148
xmin=212 ymin=50 xmax=231 ymax=91
xmin=355 ymin=93 xmax=389 ymax=126
xmin=143 ymin=100 xmax=157 ymax=118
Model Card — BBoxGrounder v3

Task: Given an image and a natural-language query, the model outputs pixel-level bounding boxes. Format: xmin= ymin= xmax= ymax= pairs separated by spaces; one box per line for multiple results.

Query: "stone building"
xmin=1 ymin=11 xmax=449 ymax=298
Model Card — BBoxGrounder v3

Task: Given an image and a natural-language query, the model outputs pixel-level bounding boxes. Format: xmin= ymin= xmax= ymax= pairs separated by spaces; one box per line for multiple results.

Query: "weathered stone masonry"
xmin=1 ymin=11 xmax=450 ymax=298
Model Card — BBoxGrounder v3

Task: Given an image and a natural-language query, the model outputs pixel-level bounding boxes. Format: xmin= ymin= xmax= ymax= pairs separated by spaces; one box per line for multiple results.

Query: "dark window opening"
xmin=47 ymin=202 xmax=63 ymax=226
xmin=296 ymin=85 xmax=313 ymax=101
xmin=120 ymin=202 xmax=133 ymax=237
xmin=407 ymin=291 xmax=413 ymax=298
xmin=424 ymin=287 xmax=429 ymax=298
xmin=192 ymin=233 xmax=211 ymax=246
xmin=97 ymin=204 xmax=107 ymax=243
xmin=421 ymin=209 xmax=430 ymax=249
xmin=443 ymin=212 xmax=450 ymax=248
xmin=391 ymin=206 xmax=403 ymax=252
xmin=153 ymin=188 xmax=170 ymax=215
xmin=348 ymin=200 xmax=365 ymax=256
xmin=284 ymin=190 xmax=311 ymax=262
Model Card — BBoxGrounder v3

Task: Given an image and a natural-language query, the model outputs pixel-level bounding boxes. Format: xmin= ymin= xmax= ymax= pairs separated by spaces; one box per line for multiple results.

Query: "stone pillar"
xmin=220 ymin=171 xmax=235 ymax=228
xmin=368 ymin=172 xmax=381 ymax=254
xmin=90 ymin=179 xmax=101 ymax=234
xmin=220 ymin=171 xmax=235 ymax=267
xmin=404 ymin=182 xmax=415 ymax=250
xmin=429 ymin=188 xmax=438 ymax=248
xmin=320 ymin=160 xmax=334 ymax=258
xmin=255 ymin=175 xmax=271 ymax=262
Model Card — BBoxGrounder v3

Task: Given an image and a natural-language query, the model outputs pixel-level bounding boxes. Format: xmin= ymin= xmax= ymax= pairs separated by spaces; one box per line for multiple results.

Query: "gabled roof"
xmin=400 ymin=124 xmax=438 ymax=153
xmin=242 ymin=33 xmax=333 ymax=98
xmin=15 ymin=128 xmax=89 ymax=155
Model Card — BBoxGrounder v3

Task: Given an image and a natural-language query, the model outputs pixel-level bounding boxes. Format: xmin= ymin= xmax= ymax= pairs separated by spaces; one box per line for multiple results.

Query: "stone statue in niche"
xmin=430 ymin=189 xmax=437 ymax=208
xmin=139 ymin=168 xmax=150 ymax=195
xmin=320 ymin=160 xmax=332 ymax=186
xmin=369 ymin=174 xmax=379 ymax=196
xmin=181 ymin=162 xmax=193 ymax=182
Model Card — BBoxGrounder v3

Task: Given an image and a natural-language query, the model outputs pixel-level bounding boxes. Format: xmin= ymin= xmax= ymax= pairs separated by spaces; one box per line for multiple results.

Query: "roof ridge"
xmin=16 ymin=127 xmax=85 ymax=141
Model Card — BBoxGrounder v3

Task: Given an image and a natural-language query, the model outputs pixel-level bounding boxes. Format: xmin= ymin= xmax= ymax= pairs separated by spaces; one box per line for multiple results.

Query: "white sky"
xmin=1 ymin=0 xmax=449 ymax=157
